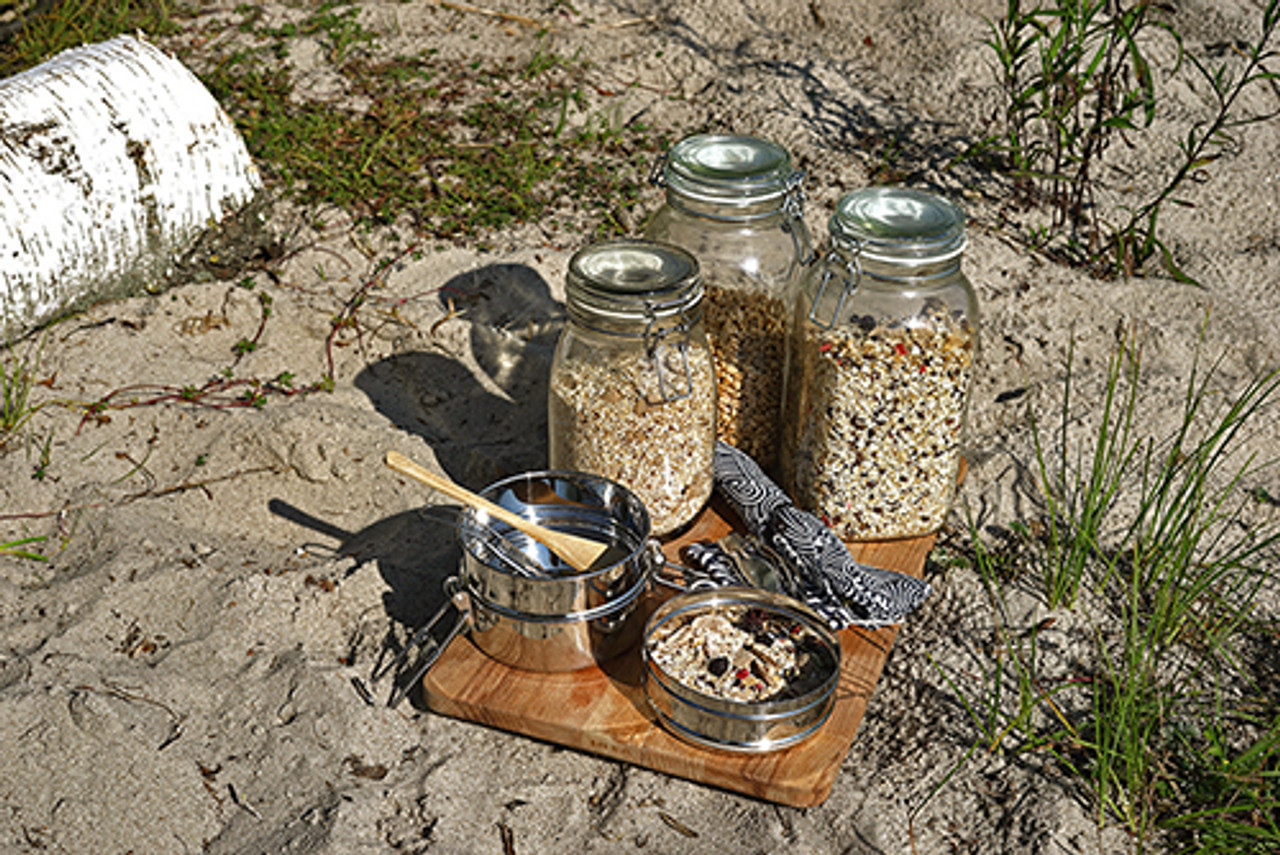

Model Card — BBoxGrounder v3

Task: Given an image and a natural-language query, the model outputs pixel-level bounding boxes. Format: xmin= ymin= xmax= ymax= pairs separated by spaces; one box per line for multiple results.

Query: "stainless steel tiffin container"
xmin=419 ymin=469 xmax=659 ymax=676
xmin=642 ymin=587 xmax=841 ymax=752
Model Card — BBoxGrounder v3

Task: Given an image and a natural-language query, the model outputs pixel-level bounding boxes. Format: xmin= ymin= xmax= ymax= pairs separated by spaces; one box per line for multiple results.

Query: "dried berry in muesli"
xmin=784 ymin=305 xmax=975 ymax=540
xmin=647 ymin=604 xmax=835 ymax=703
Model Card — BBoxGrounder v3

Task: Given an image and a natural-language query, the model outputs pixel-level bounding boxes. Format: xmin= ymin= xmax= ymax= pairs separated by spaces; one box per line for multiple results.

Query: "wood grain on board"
xmin=422 ymin=496 xmax=936 ymax=807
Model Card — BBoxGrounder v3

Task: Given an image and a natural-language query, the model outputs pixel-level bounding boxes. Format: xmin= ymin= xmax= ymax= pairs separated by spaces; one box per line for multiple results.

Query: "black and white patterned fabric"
xmin=710 ymin=441 xmax=932 ymax=629
xmin=680 ymin=537 xmax=853 ymax=627
xmin=679 ymin=541 xmax=751 ymax=589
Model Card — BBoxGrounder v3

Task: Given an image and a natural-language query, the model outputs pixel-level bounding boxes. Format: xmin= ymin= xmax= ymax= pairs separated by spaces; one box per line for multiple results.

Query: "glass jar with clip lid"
xmin=645 ymin=133 xmax=812 ymax=471
xmin=781 ymin=187 xmax=979 ymax=541
xmin=548 ymin=240 xmax=716 ymax=537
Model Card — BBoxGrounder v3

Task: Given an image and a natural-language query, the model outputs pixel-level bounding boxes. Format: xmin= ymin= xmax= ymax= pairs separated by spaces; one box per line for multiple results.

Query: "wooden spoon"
xmin=385 ymin=451 xmax=611 ymax=574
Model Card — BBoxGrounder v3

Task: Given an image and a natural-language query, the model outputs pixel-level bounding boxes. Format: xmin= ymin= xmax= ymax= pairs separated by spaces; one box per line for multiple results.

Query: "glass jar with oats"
xmin=781 ymin=187 xmax=979 ymax=541
xmin=645 ymin=134 xmax=811 ymax=473
xmin=549 ymin=240 xmax=716 ymax=537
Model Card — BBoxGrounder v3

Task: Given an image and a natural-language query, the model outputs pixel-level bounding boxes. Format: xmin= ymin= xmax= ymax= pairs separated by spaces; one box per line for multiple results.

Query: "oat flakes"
xmin=549 ymin=345 xmax=715 ymax=536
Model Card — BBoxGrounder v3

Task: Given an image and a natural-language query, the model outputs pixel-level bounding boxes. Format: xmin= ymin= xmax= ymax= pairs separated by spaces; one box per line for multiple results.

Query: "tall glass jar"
xmin=645 ymin=133 xmax=811 ymax=472
xmin=549 ymin=240 xmax=716 ymax=537
xmin=781 ymin=187 xmax=979 ymax=541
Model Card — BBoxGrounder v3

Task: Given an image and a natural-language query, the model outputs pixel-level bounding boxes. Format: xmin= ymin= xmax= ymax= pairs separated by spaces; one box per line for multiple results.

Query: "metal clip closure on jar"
xmin=806 ymin=239 xmax=863 ymax=330
xmin=550 ymin=240 xmax=717 ymax=536
xmin=806 ymin=188 xmax=968 ymax=328
xmin=781 ymin=170 xmax=814 ymax=266
xmin=563 ymin=240 xmax=704 ymax=403
xmin=639 ymin=295 xmax=696 ymax=403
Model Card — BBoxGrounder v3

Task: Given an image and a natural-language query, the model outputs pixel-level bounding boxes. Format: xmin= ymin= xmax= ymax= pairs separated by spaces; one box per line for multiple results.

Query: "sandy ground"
xmin=2 ymin=1 xmax=1278 ymax=852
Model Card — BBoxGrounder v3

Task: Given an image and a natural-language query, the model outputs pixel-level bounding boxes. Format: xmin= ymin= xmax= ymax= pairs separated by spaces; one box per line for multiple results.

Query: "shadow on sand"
xmin=270 ymin=262 xmax=566 ymax=704
xmin=354 ymin=261 xmax=562 ymax=488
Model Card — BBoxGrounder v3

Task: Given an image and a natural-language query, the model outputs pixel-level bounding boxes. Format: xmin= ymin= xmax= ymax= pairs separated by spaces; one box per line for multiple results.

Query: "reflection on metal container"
xmin=457 ymin=470 xmax=657 ymax=672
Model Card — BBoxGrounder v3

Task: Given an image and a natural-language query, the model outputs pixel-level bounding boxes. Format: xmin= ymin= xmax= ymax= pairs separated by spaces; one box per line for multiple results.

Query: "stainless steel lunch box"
xmin=453 ymin=469 xmax=658 ymax=672
xmin=642 ymin=587 xmax=841 ymax=752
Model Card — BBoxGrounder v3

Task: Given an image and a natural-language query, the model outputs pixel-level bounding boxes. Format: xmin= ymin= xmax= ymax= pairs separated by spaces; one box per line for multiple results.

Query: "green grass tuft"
xmin=929 ymin=333 xmax=1280 ymax=850
xmin=1 ymin=334 xmax=46 ymax=445
xmin=0 ymin=0 xmax=179 ymax=76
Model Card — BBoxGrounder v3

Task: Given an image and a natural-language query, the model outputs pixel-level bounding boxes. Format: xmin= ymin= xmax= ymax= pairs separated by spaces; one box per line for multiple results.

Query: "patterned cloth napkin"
xmin=684 ymin=442 xmax=932 ymax=630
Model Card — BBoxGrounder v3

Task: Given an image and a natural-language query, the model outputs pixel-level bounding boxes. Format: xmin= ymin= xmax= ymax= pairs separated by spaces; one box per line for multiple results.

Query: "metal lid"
xmin=830 ymin=187 xmax=967 ymax=266
xmin=663 ymin=134 xmax=794 ymax=205
xmin=566 ymin=240 xmax=702 ymax=322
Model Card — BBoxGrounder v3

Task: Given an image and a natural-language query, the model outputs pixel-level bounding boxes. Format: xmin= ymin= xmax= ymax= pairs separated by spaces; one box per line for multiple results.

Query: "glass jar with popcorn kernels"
xmin=645 ymin=133 xmax=811 ymax=471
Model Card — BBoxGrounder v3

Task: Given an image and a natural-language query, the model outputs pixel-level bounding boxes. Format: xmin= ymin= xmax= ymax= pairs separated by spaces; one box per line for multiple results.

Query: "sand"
xmin=1 ymin=1 xmax=1277 ymax=852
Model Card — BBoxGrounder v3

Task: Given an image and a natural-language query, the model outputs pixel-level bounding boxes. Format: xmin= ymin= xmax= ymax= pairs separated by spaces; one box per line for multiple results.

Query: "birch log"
xmin=0 ymin=34 xmax=262 ymax=337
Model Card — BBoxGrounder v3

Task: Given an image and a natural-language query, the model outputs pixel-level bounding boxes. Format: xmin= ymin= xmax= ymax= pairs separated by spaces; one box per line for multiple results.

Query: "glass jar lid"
xmin=662 ymin=134 xmax=794 ymax=206
xmin=566 ymin=240 xmax=702 ymax=323
xmin=830 ymin=187 xmax=966 ymax=266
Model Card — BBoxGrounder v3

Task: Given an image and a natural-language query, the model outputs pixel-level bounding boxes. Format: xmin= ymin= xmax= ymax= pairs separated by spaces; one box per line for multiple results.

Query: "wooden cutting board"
xmin=421 ymin=496 xmax=936 ymax=807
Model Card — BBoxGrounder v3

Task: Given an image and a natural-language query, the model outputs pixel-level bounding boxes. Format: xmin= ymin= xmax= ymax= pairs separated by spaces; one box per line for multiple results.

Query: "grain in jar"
xmin=781 ymin=188 xmax=979 ymax=541
xmin=645 ymin=134 xmax=811 ymax=470
xmin=549 ymin=240 xmax=715 ymax=536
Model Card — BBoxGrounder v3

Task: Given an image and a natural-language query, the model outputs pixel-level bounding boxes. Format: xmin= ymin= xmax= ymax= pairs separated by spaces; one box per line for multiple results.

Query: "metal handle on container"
xmin=648 ymin=152 xmax=670 ymax=188
xmin=642 ymin=300 xmax=695 ymax=403
xmin=643 ymin=539 xmax=694 ymax=592
xmin=650 ymin=540 xmax=727 ymax=593
xmin=782 ymin=170 xmax=815 ymax=265
xmin=807 ymin=245 xmax=862 ymax=330
xmin=365 ymin=576 xmax=472 ymax=708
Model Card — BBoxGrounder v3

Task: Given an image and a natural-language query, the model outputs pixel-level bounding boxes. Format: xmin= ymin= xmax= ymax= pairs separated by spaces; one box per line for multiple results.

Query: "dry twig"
xmin=436 ymin=0 xmax=543 ymax=28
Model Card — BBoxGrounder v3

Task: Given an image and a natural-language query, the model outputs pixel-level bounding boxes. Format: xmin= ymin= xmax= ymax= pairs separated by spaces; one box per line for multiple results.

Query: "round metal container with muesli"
xmin=642 ymin=587 xmax=841 ymax=752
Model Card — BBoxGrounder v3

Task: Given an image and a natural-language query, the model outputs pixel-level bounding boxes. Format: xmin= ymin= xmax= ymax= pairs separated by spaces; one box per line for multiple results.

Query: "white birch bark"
xmin=0 ymin=34 xmax=262 ymax=337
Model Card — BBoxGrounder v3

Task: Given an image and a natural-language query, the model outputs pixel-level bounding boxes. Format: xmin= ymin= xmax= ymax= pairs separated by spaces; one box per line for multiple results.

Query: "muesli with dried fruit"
xmin=646 ymin=604 xmax=836 ymax=703
xmin=784 ymin=301 xmax=975 ymax=540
